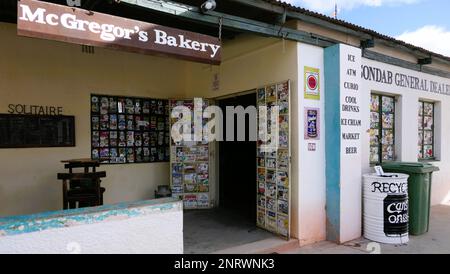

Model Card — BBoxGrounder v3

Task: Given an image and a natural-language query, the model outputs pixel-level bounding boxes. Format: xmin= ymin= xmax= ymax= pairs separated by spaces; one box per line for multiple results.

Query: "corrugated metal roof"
xmin=266 ymin=0 xmax=450 ymax=62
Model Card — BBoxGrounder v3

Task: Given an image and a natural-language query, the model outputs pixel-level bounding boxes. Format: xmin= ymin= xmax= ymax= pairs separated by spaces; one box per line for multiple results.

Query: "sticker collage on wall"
xmin=91 ymin=95 xmax=170 ymax=164
xmin=256 ymin=81 xmax=290 ymax=239
xmin=170 ymin=99 xmax=210 ymax=209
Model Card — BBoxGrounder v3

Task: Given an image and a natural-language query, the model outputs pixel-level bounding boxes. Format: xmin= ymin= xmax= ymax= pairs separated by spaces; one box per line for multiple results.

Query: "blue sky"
xmin=281 ymin=0 xmax=450 ymax=57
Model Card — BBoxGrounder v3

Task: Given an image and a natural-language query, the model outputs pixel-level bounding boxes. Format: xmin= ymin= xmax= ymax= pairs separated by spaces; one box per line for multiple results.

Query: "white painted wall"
xmin=0 ymin=201 xmax=183 ymax=254
xmin=338 ymin=45 xmax=362 ymax=243
xmin=297 ymin=43 xmax=327 ymax=246
xmin=360 ymin=58 xmax=450 ymax=206
xmin=294 ymin=44 xmax=450 ymax=246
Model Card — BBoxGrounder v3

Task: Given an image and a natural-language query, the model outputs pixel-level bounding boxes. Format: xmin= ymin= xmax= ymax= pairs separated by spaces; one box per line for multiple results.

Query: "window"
xmin=418 ymin=101 xmax=435 ymax=160
xmin=370 ymin=94 xmax=395 ymax=164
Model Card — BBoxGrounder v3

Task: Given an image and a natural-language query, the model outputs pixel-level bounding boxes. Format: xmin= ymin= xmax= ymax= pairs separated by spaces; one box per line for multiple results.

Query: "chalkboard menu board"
xmin=0 ymin=114 xmax=75 ymax=148
xmin=91 ymin=94 xmax=170 ymax=164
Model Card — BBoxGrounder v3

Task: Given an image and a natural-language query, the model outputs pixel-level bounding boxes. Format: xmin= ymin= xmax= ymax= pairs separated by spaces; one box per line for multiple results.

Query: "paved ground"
xmin=281 ymin=205 xmax=450 ymax=254
xmin=184 ymin=209 xmax=275 ymax=254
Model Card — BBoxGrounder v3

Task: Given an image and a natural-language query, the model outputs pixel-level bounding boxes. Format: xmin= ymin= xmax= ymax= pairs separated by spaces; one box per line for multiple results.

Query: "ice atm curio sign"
xmin=17 ymin=0 xmax=221 ymax=64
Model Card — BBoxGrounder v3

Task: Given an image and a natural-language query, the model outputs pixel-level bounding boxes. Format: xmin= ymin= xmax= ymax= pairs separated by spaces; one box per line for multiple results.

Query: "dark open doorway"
xmin=218 ymin=92 xmax=257 ymax=222
xmin=183 ymin=92 xmax=277 ymax=254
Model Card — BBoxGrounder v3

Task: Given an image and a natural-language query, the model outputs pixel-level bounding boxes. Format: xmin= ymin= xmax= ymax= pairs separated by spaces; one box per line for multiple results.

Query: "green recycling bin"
xmin=381 ymin=162 xmax=439 ymax=235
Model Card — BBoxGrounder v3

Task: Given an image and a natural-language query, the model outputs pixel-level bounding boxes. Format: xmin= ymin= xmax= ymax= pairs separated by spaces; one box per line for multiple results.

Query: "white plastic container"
xmin=363 ymin=173 xmax=409 ymax=244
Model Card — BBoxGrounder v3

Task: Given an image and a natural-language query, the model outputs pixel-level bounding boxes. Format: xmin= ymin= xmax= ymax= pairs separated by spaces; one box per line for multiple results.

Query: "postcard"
xmin=127 ymin=131 xmax=135 ymax=147
xmin=266 ymin=198 xmax=276 ymax=211
xmin=109 ymin=114 xmax=117 ymax=130
xmin=99 ymin=148 xmax=109 ymax=158
xmin=135 ymin=147 xmax=143 ymax=162
xmin=266 ymin=211 xmax=277 ymax=232
xmin=258 ymin=195 xmax=266 ymax=208
xmin=266 ymin=182 xmax=276 ymax=199
xmin=424 ymin=102 xmax=433 ymax=116
xmin=92 ymin=131 xmax=100 ymax=147
xmin=277 ymin=171 xmax=289 ymax=188
xmin=257 ymin=88 xmax=266 ymax=103
xmin=277 ymin=214 xmax=289 ymax=237
xmin=197 ymin=193 xmax=209 ymax=208
xmin=370 ymin=112 xmax=379 ymax=129
xmin=278 ymin=199 xmax=289 ymax=215
xmin=100 ymin=114 xmax=109 ymax=130
xmin=134 ymin=99 xmax=141 ymax=114
xmin=184 ymin=195 xmax=197 ymax=209
xmin=127 ymin=115 xmax=134 ymax=130
xmin=100 ymin=132 xmax=109 ymax=147
xmin=143 ymin=101 xmax=150 ymax=114
xmin=184 ymin=183 xmax=197 ymax=193
xmin=266 ymin=158 xmax=276 ymax=169
xmin=258 ymin=182 xmax=265 ymax=195
xmin=109 ymin=98 xmax=117 ymax=113
xmin=118 ymin=148 xmax=126 ymax=163
xmin=257 ymin=207 xmax=265 ymax=227
xmin=277 ymin=149 xmax=289 ymax=171
xmin=371 ymin=95 xmax=379 ymax=112
xmin=118 ymin=115 xmax=126 ymax=130
xmin=92 ymin=149 xmax=99 ymax=160
xmin=266 ymin=170 xmax=276 ymax=184
xmin=118 ymin=132 xmax=126 ymax=147
xmin=382 ymin=97 xmax=394 ymax=113
xmin=135 ymin=132 xmax=142 ymax=146
xmin=100 ymin=97 xmax=109 ymax=114
xmin=110 ymin=131 xmax=118 ymax=147
xmin=126 ymin=148 xmax=135 ymax=163
xmin=370 ymin=129 xmax=379 ymax=146
xmin=125 ymin=98 xmax=134 ymax=114
xmin=382 ymin=113 xmax=394 ymax=129
xmin=277 ymin=186 xmax=289 ymax=201
xmin=118 ymin=99 xmax=126 ymax=114
xmin=266 ymin=85 xmax=277 ymax=102
xmin=91 ymin=116 xmax=99 ymax=130
xmin=91 ymin=96 xmax=99 ymax=113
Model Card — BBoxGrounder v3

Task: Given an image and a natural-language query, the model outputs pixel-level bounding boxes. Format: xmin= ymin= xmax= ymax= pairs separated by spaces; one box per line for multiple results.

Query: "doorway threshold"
xmin=183 ymin=208 xmax=298 ymax=254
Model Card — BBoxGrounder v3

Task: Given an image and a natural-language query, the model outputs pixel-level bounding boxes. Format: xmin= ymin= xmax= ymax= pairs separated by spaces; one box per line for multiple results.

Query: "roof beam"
xmin=119 ymin=0 xmax=337 ymax=47
xmin=363 ymin=50 xmax=450 ymax=79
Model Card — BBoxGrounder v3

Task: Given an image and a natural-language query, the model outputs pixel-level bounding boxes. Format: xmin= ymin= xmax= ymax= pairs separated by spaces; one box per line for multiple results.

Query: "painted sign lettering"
xmin=384 ymin=195 xmax=409 ymax=237
xmin=361 ymin=65 xmax=450 ymax=95
xmin=8 ymin=104 xmax=63 ymax=115
xmin=17 ymin=0 xmax=221 ymax=64
xmin=371 ymin=181 xmax=408 ymax=194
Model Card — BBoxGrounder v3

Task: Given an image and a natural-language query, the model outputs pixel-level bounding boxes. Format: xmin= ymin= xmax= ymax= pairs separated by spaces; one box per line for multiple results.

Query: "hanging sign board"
xmin=17 ymin=0 xmax=222 ymax=64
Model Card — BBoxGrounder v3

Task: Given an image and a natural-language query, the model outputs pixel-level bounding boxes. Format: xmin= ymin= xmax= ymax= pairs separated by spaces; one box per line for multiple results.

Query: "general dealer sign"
xmin=17 ymin=0 xmax=221 ymax=64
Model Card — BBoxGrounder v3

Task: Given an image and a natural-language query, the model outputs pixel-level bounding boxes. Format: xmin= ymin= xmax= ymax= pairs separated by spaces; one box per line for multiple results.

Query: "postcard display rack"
xmin=91 ymin=95 xmax=170 ymax=164
xmin=256 ymin=81 xmax=291 ymax=239
xmin=169 ymin=99 xmax=211 ymax=209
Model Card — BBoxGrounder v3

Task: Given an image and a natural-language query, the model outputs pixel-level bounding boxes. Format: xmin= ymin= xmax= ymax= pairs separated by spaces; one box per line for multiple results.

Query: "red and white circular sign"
xmin=307 ymin=74 xmax=318 ymax=90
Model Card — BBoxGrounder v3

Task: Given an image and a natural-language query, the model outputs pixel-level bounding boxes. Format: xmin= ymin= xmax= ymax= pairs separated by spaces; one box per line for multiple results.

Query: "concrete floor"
xmin=281 ymin=205 xmax=450 ymax=254
xmin=183 ymin=208 xmax=276 ymax=254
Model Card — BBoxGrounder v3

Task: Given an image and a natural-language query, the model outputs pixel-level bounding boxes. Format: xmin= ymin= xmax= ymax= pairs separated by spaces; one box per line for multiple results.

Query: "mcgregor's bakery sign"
xmin=17 ymin=0 xmax=221 ymax=64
